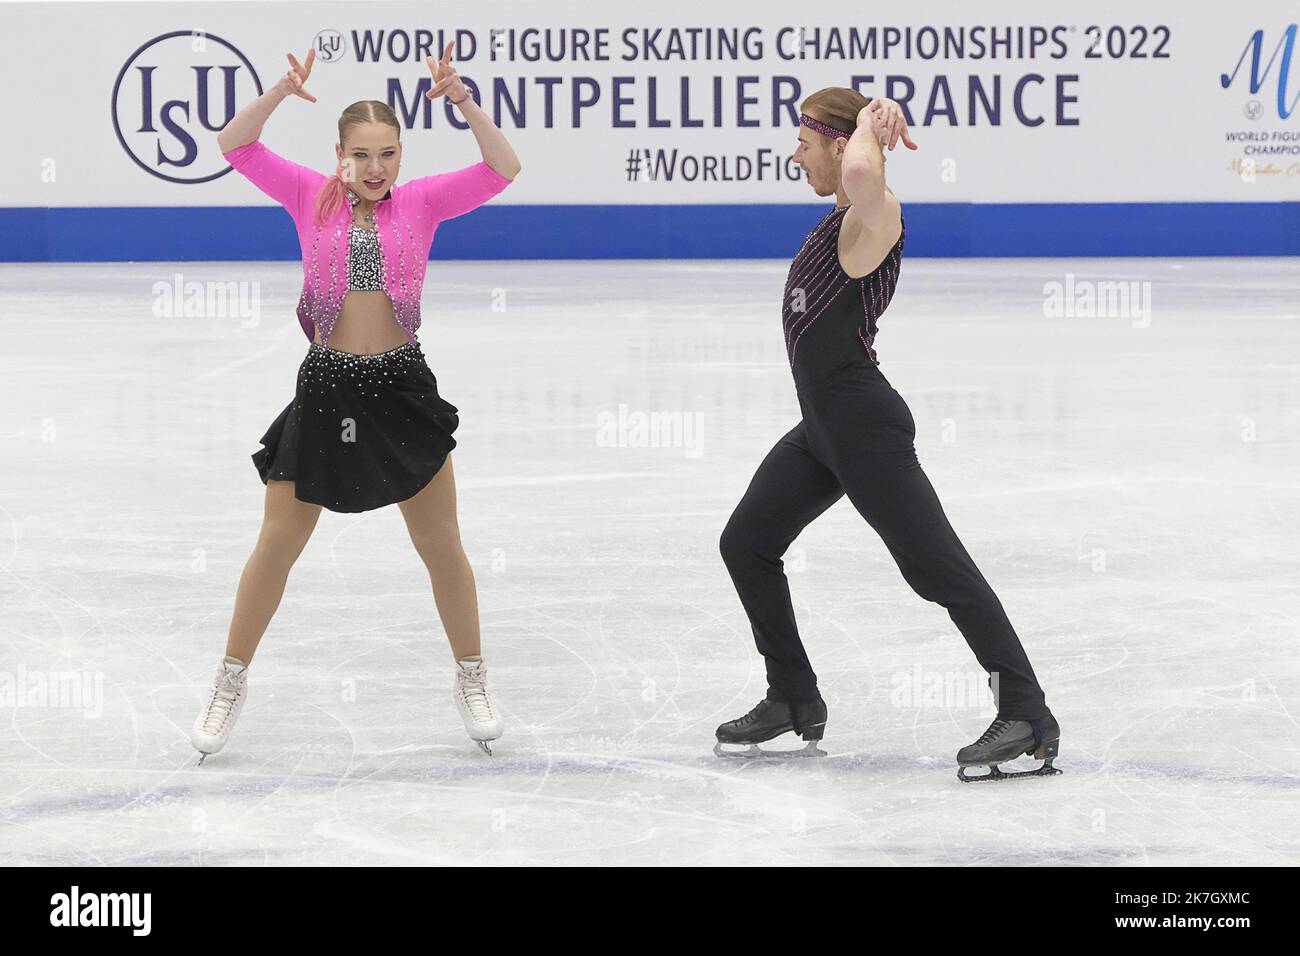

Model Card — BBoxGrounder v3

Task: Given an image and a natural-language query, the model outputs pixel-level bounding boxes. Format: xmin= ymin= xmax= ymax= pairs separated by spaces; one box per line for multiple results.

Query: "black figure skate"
xmin=714 ymin=696 xmax=827 ymax=758
xmin=957 ymin=709 xmax=1061 ymax=782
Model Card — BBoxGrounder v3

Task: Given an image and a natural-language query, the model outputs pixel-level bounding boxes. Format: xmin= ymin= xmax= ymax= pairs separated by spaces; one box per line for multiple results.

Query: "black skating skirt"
xmin=251 ymin=341 xmax=459 ymax=513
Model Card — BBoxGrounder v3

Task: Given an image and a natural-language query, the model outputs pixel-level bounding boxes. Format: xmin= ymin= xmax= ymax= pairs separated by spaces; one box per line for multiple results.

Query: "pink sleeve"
xmin=410 ymin=161 xmax=513 ymax=222
xmin=221 ymin=139 xmax=327 ymax=222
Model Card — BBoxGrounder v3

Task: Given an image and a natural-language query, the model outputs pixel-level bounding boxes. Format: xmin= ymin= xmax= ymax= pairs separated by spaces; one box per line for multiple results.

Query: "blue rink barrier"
xmin=2 ymin=202 xmax=1298 ymax=261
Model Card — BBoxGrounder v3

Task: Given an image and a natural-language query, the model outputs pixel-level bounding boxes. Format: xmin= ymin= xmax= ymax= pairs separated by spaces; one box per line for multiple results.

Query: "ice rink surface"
xmin=1 ymin=255 xmax=1297 ymax=865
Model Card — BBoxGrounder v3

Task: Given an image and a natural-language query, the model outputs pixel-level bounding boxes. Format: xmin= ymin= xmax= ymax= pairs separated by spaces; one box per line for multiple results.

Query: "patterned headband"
xmin=800 ymin=113 xmax=853 ymax=140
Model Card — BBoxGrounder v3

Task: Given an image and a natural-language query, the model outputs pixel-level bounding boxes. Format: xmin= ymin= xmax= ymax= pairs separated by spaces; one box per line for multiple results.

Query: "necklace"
xmin=346 ymin=188 xmax=377 ymax=227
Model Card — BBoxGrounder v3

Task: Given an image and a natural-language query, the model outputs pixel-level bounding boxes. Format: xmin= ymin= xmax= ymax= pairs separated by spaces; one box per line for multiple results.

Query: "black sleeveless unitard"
xmin=783 ymin=205 xmax=903 ymax=385
xmin=719 ymin=204 xmax=1049 ymax=721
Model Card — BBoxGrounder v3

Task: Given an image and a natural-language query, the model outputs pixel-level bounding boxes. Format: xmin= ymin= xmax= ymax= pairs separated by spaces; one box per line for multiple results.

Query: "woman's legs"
xmin=719 ymin=422 xmax=845 ymax=703
xmin=396 ymin=453 xmax=481 ymax=660
xmin=224 ymin=479 xmax=323 ymax=665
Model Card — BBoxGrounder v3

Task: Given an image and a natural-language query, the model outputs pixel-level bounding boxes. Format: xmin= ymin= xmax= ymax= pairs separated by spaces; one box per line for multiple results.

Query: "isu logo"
xmin=313 ymin=28 xmax=347 ymax=63
xmin=111 ymin=30 xmax=263 ymax=184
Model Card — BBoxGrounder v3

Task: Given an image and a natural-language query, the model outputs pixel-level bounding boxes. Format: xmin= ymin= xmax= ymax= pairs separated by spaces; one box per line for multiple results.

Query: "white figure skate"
xmin=191 ymin=655 xmax=249 ymax=765
xmin=454 ymin=655 xmax=502 ymax=755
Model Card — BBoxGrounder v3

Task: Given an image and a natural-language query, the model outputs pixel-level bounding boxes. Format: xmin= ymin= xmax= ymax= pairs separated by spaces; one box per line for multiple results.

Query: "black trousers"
xmin=719 ymin=363 xmax=1048 ymax=721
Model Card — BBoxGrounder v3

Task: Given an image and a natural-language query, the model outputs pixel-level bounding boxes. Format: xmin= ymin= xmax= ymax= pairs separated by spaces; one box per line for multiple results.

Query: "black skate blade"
xmin=957 ymin=758 xmax=1062 ymax=783
xmin=713 ymin=739 xmax=826 ymax=760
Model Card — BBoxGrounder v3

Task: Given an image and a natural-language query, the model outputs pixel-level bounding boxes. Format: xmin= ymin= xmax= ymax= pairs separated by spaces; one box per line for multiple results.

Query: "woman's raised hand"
xmin=278 ymin=48 xmax=317 ymax=103
xmin=425 ymin=42 xmax=468 ymax=103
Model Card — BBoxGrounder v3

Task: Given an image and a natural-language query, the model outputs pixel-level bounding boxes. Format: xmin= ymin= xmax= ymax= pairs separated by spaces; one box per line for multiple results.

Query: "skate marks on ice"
xmin=6 ymin=740 xmax=1287 ymax=866
xmin=4 ymin=676 xmax=1299 ymax=867
xmin=6 ymin=614 xmax=1297 ymax=867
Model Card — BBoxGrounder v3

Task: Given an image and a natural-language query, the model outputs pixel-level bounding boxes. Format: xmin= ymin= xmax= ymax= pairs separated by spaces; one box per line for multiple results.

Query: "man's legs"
xmin=720 ymin=422 xmax=845 ymax=703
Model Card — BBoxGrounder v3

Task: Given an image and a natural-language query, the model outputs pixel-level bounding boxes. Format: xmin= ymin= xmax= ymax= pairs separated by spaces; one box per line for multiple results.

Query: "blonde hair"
xmin=312 ymin=100 xmax=402 ymax=227
xmin=800 ymin=87 xmax=870 ymax=141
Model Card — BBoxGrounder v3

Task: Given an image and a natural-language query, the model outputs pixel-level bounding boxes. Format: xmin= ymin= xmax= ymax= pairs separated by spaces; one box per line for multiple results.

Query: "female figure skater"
xmin=192 ymin=44 xmax=520 ymax=761
xmin=715 ymin=89 xmax=1060 ymax=781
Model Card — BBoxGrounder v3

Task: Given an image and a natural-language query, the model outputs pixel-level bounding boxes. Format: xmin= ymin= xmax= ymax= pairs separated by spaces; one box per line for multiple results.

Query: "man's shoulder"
xmin=838 ymin=191 xmax=903 ymax=279
xmin=843 ymin=189 xmax=901 ymax=234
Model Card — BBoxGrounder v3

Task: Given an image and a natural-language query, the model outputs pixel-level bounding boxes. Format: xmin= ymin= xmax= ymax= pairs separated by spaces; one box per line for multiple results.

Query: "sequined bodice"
xmin=347 ymin=224 xmax=383 ymax=291
xmin=345 ymin=190 xmax=384 ymax=292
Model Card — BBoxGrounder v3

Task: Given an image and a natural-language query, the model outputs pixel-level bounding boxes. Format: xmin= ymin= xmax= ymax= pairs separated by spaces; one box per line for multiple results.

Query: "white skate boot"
xmin=454 ymin=655 xmax=502 ymax=755
xmin=191 ymin=655 xmax=249 ymax=765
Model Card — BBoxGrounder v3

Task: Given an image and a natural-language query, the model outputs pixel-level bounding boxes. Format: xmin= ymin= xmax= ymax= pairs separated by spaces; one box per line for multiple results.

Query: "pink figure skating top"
xmin=222 ymin=139 xmax=513 ymax=346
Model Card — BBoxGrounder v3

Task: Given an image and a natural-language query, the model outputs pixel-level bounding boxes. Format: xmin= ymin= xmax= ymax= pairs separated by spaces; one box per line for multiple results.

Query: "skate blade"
xmin=957 ymin=758 xmax=1062 ymax=783
xmin=196 ymin=752 xmax=208 ymax=767
xmin=476 ymin=740 xmax=493 ymax=756
xmin=713 ymin=740 xmax=826 ymax=759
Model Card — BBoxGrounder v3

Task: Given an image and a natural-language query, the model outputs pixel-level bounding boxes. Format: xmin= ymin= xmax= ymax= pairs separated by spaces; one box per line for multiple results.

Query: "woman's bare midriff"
xmin=313 ymin=215 xmax=409 ymax=355
xmin=313 ymin=291 xmax=409 ymax=354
